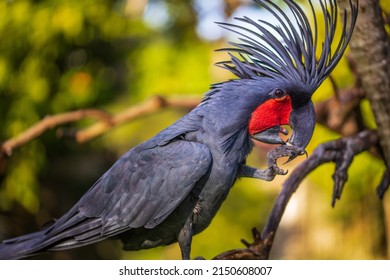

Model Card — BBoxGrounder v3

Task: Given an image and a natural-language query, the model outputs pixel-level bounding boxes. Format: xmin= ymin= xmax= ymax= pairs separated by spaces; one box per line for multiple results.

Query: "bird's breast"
xmin=192 ymin=159 xmax=239 ymax=234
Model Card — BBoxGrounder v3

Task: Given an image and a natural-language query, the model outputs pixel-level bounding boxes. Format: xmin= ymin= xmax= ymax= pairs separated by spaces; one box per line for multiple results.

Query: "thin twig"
xmin=0 ymin=109 xmax=112 ymax=156
xmin=0 ymin=96 xmax=200 ymax=158
xmin=73 ymin=95 xmax=199 ymax=143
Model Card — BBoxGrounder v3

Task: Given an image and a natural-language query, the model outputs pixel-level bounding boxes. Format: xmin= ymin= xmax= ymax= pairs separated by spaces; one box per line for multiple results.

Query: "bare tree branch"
xmin=214 ymin=130 xmax=380 ymax=259
xmin=213 ymin=229 xmax=273 ymax=260
xmin=71 ymin=95 xmax=199 ymax=143
xmin=0 ymin=95 xmax=200 ymax=159
xmin=315 ymin=84 xmax=365 ymax=136
xmin=260 ymin=130 xmax=380 ymax=256
xmin=0 ymin=109 xmax=112 ymax=157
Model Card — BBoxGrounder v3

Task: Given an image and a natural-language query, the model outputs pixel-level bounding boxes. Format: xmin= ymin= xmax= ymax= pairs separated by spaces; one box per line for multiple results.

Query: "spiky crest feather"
xmin=218 ymin=0 xmax=358 ymax=91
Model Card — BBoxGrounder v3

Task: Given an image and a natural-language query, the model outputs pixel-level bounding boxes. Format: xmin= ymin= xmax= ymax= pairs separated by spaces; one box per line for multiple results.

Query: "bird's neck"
xmin=194 ymin=86 xmax=255 ymax=159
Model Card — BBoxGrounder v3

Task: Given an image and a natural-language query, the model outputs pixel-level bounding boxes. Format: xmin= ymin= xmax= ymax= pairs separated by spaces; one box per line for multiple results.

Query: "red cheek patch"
xmin=249 ymin=96 xmax=292 ymax=135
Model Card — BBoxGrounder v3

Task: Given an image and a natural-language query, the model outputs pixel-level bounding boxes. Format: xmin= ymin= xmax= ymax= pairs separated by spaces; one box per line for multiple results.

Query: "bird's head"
xmin=218 ymin=0 xmax=358 ymax=151
xmin=248 ymin=80 xmax=315 ymax=150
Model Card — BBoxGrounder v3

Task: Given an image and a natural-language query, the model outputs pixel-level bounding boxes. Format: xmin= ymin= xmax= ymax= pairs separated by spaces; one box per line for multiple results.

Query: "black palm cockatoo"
xmin=0 ymin=0 xmax=357 ymax=259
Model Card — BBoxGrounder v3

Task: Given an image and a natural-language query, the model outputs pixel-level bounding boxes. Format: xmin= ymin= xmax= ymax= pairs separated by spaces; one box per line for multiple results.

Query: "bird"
xmin=0 ymin=0 xmax=357 ymax=260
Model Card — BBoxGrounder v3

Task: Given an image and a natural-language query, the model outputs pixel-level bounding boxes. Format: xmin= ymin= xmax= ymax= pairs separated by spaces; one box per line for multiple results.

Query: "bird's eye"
xmin=274 ymin=89 xmax=285 ymax=98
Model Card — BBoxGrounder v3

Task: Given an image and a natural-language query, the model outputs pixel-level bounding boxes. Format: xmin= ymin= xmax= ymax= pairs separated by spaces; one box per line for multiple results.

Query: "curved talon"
xmin=266 ymin=144 xmax=308 ymax=174
xmin=268 ymin=162 xmax=288 ymax=176
xmin=284 ymin=147 xmax=307 ymax=163
xmin=284 ymin=155 xmax=297 ymax=164
xmin=273 ymin=165 xmax=288 ymax=176
xmin=279 ymin=168 xmax=288 ymax=176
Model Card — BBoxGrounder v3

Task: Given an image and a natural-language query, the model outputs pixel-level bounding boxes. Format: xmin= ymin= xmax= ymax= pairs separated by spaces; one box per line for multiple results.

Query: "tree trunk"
xmin=338 ymin=0 xmax=390 ymax=165
xmin=337 ymin=0 xmax=390 ymax=259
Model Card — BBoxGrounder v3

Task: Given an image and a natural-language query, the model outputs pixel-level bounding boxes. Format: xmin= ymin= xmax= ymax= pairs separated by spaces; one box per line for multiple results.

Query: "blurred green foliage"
xmin=0 ymin=0 xmax=136 ymax=212
xmin=0 ymin=0 xmax=388 ymax=260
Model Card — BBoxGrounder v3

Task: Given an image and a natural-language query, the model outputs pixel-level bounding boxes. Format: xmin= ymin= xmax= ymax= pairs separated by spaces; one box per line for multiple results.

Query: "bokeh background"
xmin=0 ymin=0 xmax=389 ymax=259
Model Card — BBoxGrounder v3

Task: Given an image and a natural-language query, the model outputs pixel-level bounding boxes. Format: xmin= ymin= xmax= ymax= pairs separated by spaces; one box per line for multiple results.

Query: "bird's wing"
xmin=38 ymin=140 xmax=212 ymax=249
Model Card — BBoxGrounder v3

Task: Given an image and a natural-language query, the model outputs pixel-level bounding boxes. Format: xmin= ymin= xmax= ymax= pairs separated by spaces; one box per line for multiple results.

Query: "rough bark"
xmin=338 ymin=0 xmax=390 ymax=165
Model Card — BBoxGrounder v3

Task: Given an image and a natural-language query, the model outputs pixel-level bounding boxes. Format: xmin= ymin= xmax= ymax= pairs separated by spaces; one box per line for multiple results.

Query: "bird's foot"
xmin=238 ymin=145 xmax=306 ymax=181
xmin=266 ymin=144 xmax=307 ymax=176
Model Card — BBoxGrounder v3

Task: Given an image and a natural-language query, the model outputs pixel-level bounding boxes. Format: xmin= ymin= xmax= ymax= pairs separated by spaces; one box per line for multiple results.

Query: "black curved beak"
xmin=251 ymin=126 xmax=289 ymax=145
xmin=288 ymin=100 xmax=316 ymax=149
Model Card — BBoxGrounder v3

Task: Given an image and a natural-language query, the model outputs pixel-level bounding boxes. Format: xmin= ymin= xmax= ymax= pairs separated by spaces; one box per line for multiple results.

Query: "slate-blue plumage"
xmin=0 ymin=0 xmax=357 ymax=259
